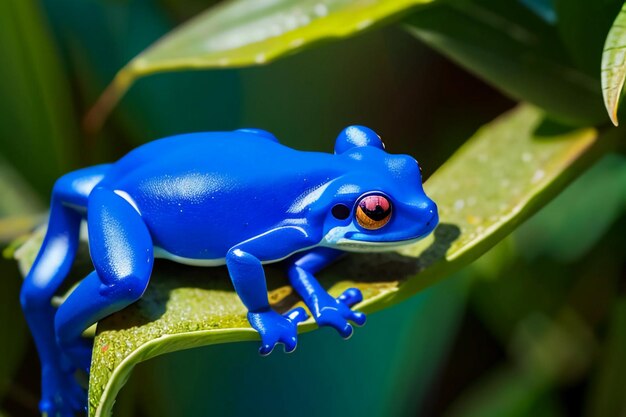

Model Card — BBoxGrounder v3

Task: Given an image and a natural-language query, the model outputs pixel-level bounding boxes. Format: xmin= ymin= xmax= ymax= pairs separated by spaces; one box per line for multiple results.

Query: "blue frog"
xmin=20 ymin=125 xmax=438 ymax=416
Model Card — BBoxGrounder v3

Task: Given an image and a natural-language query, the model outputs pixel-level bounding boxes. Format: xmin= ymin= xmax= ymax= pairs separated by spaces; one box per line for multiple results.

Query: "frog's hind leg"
xmin=19 ymin=164 xmax=110 ymax=416
xmin=55 ymin=186 xmax=153 ymax=372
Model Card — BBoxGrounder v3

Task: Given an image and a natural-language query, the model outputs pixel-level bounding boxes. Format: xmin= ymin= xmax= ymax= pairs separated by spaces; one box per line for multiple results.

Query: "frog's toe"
xmin=314 ymin=289 xmax=367 ymax=338
xmin=337 ymin=288 xmax=366 ymax=327
xmin=60 ymin=338 xmax=93 ymax=373
xmin=39 ymin=398 xmax=64 ymax=417
xmin=337 ymin=287 xmax=363 ymax=307
xmin=40 ymin=368 xmax=87 ymax=417
xmin=285 ymin=306 xmax=307 ymax=324
xmin=281 ymin=308 xmax=304 ymax=353
xmin=258 ymin=330 xmax=286 ymax=356
xmin=283 ymin=335 xmax=298 ymax=353
xmin=258 ymin=331 xmax=297 ymax=356
xmin=349 ymin=310 xmax=367 ymax=326
xmin=338 ymin=322 xmax=354 ymax=339
xmin=39 ymin=398 xmax=76 ymax=417
xmin=259 ymin=341 xmax=277 ymax=356
xmin=248 ymin=308 xmax=306 ymax=356
xmin=65 ymin=379 xmax=88 ymax=413
xmin=317 ymin=307 xmax=355 ymax=338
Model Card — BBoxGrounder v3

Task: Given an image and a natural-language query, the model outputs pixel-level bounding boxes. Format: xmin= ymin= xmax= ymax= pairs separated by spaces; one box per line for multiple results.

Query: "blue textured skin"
xmin=20 ymin=126 xmax=438 ymax=416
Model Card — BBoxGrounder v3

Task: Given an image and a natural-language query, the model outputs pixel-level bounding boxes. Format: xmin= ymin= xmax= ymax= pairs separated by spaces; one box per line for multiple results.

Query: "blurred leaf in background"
xmin=0 ymin=157 xmax=42 ymax=244
xmin=0 ymin=0 xmax=79 ymax=196
xmin=584 ymin=296 xmax=626 ymax=417
xmin=41 ymin=0 xmax=242 ymax=151
xmin=1 ymin=0 xmax=625 ymax=416
xmin=555 ymin=0 xmax=623 ymax=78
xmin=448 ymin=153 xmax=626 ymax=417
xmin=83 ymin=0 xmax=435 ymax=131
xmin=0 ymin=1 xmax=68 ymax=414
xmin=404 ymin=0 xmax=615 ymax=126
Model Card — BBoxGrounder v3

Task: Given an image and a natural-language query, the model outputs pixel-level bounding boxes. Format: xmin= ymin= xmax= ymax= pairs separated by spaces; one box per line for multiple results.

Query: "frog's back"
xmin=97 ymin=130 xmax=338 ymax=260
xmin=102 ymin=131 xmax=299 ymax=185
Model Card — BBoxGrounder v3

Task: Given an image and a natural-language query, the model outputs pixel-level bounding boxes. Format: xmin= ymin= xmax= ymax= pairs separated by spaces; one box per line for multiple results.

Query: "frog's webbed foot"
xmin=288 ymin=248 xmax=367 ymax=339
xmin=248 ymin=307 xmax=308 ymax=355
xmin=310 ymin=288 xmax=366 ymax=339
xmin=40 ymin=364 xmax=87 ymax=417
xmin=225 ymin=233 xmax=314 ymax=356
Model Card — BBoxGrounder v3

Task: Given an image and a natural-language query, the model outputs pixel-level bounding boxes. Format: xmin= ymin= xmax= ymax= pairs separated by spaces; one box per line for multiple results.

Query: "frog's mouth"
xmin=322 ymin=227 xmax=430 ymax=252
xmin=321 ymin=211 xmax=438 ymax=252
xmin=331 ymin=236 xmax=425 ymax=252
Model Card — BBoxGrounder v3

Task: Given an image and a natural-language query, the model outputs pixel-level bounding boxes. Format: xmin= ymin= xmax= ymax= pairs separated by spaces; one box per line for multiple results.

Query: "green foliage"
xmin=451 ymin=152 xmax=626 ymax=416
xmin=404 ymin=0 xmax=606 ymax=126
xmin=602 ymin=2 xmax=626 ymax=125
xmin=41 ymin=0 xmax=243 ymax=146
xmin=1 ymin=0 xmax=625 ymax=416
xmin=14 ymin=105 xmax=601 ymax=416
xmin=444 ymin=369 xmax=559 ymax=417
xmin=585 ymin=298 xmax=626 ymax=417
xmin=85 ymin=0 xmax=435 ymax=131
xmin=514 ymin=153 xmax=626 ymax=261
xmin=131 ymin=275 xmax=469 ymax=417
xmin=0 ymin=0 xmax=79 ymax=196
xmin=0 ymin=256 xmax=28 ymax=402
xmin=555 ymin=0 xmax=623 ymax=77
xmin=0 ymin=157 xmax=42 ymax=244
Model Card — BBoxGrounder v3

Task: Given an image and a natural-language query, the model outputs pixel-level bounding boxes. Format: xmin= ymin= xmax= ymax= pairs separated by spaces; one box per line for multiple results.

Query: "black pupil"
xmin=331 ymin=204 xmax=351 ymax=220
xmin=360 ymin=200 xmax=390 ymax=221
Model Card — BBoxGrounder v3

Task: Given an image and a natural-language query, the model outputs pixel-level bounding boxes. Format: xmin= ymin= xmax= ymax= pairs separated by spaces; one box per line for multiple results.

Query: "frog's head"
xmin=320 ymin=125 xmax=438 ymax=252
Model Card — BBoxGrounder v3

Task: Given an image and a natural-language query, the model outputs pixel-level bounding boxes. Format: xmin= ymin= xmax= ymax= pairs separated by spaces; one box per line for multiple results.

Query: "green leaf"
xmin=601 ymin=2 xmax=626 ymax=126
xmin=388 ymin=105 xmax=600 ymax=304
xmin=514 ymin=153 xmax=626 ymax=262
xmin=43 ymin=0 xmax=243 ymax=146
xmin=554 ymin=0 xmax=622 ymax=77
xmin=443 ymin=368 xmax=559 ymax=417
xmin=0 ymin=156 xmax=42 ymax=400
xmin=132 ymin=273 xmax=469 ymax=417
xmin=404 ymin=2 xmax=606 ymax=126
xmin=0 ymin=255 xmax=29 ymax=401
xmin=520 ymin=0 xmax=557 ymax=24
xmin=468 ymin=154 xmax=626 ymax=347
xmin=0 ymin=156 xmax=37 ymax=400
xmin=584 ymin=297 xmax=626 ymax=417
xmin=0 ymin=0 xmax=79 ymax=195
xmin=0 ymin=155 xmax=44 ymax=244
xmin=84 ymin=0 xmax=434 ymax=132
xmin=14 ymin=105 xmax=601 ymax=417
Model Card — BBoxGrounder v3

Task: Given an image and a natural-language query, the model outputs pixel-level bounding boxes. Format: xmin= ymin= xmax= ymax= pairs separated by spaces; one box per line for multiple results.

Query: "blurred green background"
xmin=1 ymin=0 xmax=625 ymax=416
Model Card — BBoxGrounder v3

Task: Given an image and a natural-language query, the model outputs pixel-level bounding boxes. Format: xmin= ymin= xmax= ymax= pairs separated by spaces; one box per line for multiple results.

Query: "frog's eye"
xmin=355 ymin=194 xmax=392 ymax=230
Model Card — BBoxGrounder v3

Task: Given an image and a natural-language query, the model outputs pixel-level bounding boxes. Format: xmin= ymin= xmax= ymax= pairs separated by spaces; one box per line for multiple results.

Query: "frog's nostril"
xmin=424 ymin=201 xmax=439 ymax=228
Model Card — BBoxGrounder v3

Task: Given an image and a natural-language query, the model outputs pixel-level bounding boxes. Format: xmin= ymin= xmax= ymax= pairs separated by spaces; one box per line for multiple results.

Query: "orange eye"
xmin=355 ymin=194 xmax=392 ymax=230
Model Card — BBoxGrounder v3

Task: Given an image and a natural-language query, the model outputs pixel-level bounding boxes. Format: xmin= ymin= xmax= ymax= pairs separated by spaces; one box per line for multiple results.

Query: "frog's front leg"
xmin=286 ymin=248 xmax=366 ymax=338
xmin=226 ymin=227 xmax=312 ymax=355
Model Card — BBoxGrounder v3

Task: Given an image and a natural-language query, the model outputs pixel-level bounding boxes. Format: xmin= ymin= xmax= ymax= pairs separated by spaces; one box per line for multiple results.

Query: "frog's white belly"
xmin=154 ymin=247 xmax=227 ymax=266
xmin=153 ymin=245 xmax=317 ymax=266
xmin=331 ymin=238 xmax=423 ymax=252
